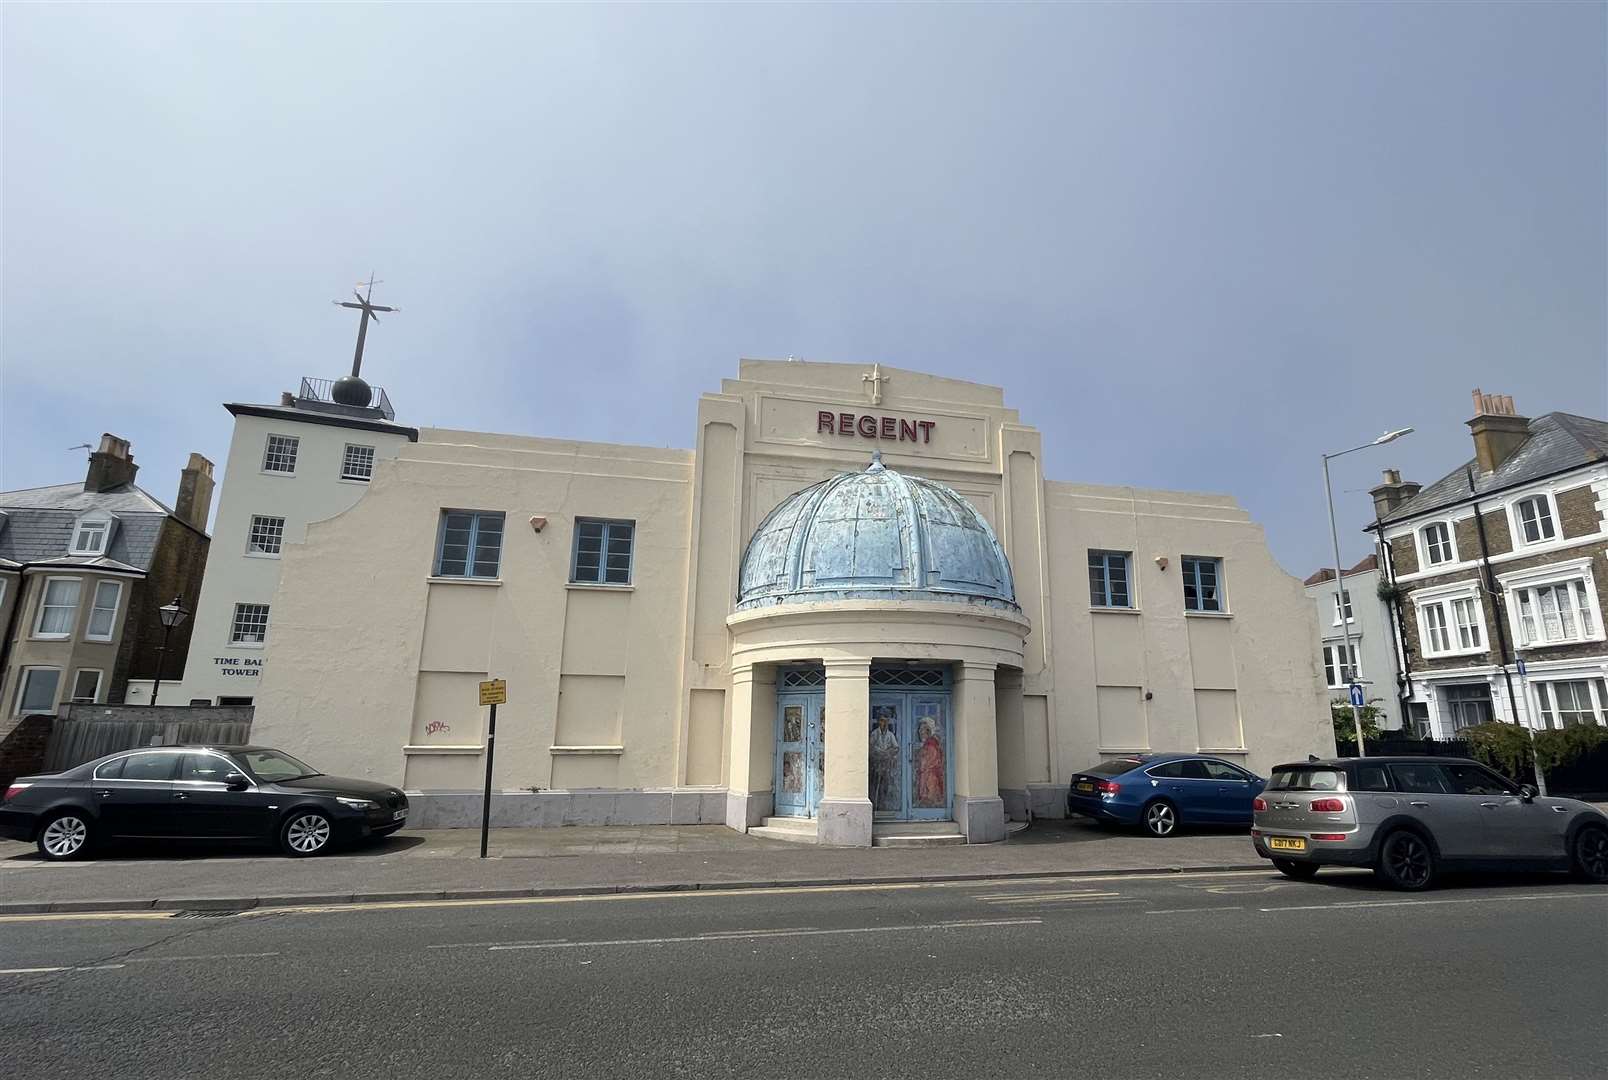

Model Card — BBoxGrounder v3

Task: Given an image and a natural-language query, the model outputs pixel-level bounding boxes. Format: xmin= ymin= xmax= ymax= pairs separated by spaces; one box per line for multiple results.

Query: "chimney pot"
xmin=1467 ymin=390 xmax=1530 ymax=473
xmin=84 ymin=432 xmax=139 ymax=492
xmin=174 ymin=453 xmax=216 ymax=532
xmin=1370 ymin=468 xmax=1421 ymax=519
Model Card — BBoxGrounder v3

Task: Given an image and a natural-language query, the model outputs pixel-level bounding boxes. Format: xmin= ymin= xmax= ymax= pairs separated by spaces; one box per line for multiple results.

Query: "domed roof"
xmin=737 ymin=453 xmax=1018 ymax=612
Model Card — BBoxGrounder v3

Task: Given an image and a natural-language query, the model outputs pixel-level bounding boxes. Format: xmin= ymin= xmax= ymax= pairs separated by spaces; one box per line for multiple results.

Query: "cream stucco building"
xmin=250 ymin=360 xmax=1332 ymax=845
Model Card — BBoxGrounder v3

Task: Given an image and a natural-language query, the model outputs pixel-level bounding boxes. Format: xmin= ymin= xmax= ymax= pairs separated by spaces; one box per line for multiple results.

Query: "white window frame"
xmin=68 ymin=512 xmax=116 ymax=556
xmin=1331 ymin=589 xmax=1355 ymax=626
xmin=1508 ymin=491 xmax=1559 ymax=548
xmin=340 ymin=443 xmax=376 ymax=482
xmin=69 ymin=668 xmax=104 ymax=704
xmin=261 ymin=434 xmax=300 ymax=475
xmin=1410 ymin=579 xmax=1489 ymax=659
xmin=1532 ymin=677 xmax=1608 ymax=729
xmin=1499 ymin=558 xmax=1604 ymax=649
xmin=229 ymin=602 xmax=271 ymax=648
xmin=84 ymin=579 xmax=123 ymax=642
xmin=32 ymin=576 xmax=82 ymax=640
xmin=1321 ymin=642 xmax=1360 ymax=689
xmin=13 ymin=666 xmax=62 ymax=716
xmin=1417 ymin=520 xmax=1458 ymax=567
xmin=246 ymin=514 xmax=286 ymax=557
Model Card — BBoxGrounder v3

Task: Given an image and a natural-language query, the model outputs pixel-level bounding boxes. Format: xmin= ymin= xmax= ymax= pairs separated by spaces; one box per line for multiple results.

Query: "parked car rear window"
xmin=92 ymin=756 xmax=126 ymax=780
xmin=1085 ymin=759 xmax=1142 ymax=777
xmin=1352 ymin=764 xmax=1393 ymax=792
xmin=1150 ymin=759 xmax=1211 ymax=780
xmin=1268 ymin=767 xmax=1343 ymax=791
xmin=120 ymin=752 xmax=181 ymax=782
xmin=1388 ymin=763 xmax=1451 ymax=794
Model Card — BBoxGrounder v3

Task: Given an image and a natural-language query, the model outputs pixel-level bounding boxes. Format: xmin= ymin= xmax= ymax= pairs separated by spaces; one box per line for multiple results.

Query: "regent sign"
xmin=817 ymin=411 xmax=937 ymax=444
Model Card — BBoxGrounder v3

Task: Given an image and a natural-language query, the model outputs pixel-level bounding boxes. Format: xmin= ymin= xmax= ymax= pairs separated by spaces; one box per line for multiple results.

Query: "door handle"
xmin=1480 ymin=802 xmax=1501 ymax=809
xmin=174 ymin=792 xmax=189 ymax=800
xmin=95 ymin=789 xmax=112 ymax=798
xmin=1551 ymin=806 xmax=1568 ymax=814
xmin=1409 ymin=801 xmax=1430 ymax=808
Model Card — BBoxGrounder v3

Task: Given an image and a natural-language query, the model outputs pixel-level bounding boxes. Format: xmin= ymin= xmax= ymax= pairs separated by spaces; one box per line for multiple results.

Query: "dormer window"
xmin=69 ymin=513 xmax=115 ymax=556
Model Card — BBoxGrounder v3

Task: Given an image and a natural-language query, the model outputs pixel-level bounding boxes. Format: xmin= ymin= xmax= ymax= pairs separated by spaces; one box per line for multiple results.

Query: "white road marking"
xmin=1146 ymin=906 xmax=1245 ymax=915
xmin=486 ymin=918 xmax=1041 ymax=951
xmin=125 ymin=952 xmax=280 ymax=964
xmin=1262 ymin=892 xmax=1608 ymax=913
xmin=427 ymin=939 xmax=570 ymax=950
xmin=972 ymin=890 xmax=1122 ymax=901
xmin=0 ymin=963 xmax=125 ymax=975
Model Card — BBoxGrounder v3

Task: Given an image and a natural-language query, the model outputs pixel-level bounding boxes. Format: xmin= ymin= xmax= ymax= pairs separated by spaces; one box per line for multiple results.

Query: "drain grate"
xmin=168 ymin=909 xmax=243 ymax=919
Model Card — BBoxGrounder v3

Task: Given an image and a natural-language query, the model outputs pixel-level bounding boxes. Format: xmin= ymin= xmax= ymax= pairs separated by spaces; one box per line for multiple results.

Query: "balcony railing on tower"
xmin=296 ymin=377 xmax=396 ymax=420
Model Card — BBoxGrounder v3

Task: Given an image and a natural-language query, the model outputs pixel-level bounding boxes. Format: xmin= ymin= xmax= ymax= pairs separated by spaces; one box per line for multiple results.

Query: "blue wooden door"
xmin=775 ymin=694 xmax=825 ymax=817
xmin=869 ymin=691 xmax=952 ymax=820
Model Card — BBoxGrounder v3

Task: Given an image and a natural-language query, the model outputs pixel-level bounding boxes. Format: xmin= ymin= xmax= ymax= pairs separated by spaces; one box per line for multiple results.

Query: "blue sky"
xmin=3 ymin=2 xmax=1603 ymax=575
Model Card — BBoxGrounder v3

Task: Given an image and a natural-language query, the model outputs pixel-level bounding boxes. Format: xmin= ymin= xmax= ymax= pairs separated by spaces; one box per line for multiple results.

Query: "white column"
xmin=724 ymin=664 xmax=776 ymax=831
xmin=818 ymin=658 xmax=872 ymax=847
xmin=995 ymin=667 xmax=1028 ymax=822
xmin=953 ymin=660 xmax=1006 ymax=843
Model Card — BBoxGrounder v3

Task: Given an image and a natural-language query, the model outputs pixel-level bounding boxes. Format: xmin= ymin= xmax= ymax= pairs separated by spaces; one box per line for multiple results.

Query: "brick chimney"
xmin=174 ymin=453 xmax=215 ymax=532
xmin=1369 ymin=468 xmax=1422 ymax=518
xmin=84 ymin=433 xmax=138 ymax=492
xmin=1468 ymin=388 xmax=1531 ymax=474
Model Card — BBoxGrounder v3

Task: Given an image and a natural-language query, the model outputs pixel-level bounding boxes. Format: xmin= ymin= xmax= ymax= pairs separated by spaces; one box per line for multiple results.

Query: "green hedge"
xmin=1459 ymin=722 xmax=1608 ymax=777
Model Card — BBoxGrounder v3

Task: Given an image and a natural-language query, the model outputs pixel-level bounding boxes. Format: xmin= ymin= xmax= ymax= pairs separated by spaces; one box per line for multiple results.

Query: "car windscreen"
xmin=1267 ymin=767 xmax=1344 ymax=792
xmin=1082 ymin=759 xmax=1142 ymax=777
xmin=235 ymin=749 xmax=318 ymax=781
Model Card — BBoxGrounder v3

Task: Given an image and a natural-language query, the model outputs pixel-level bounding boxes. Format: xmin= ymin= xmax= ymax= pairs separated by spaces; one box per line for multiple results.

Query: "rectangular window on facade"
xmin=1513 ymin=578 xmax=1599 ymax=647
xmin=1422 ymin=522 xmax=1455 ymax=565
xmin=435 ymin=510 xmax=505 ymax=579
xmin=1443 ymin=683 xmax=1495 ymax=731
xmin=1322 ymin=643 xmax=1360 ymax=688
xmin=14 ymin=667 xmax=60 ymax=716
xmin=1181 ymin=556 xmax=1223 ymax=612
xmin=70 ymin=669 xmax=103 ymax=703
xmin=1416 ymin=592 xmax=1486 ymax=657
xmin=85 ymin=580 xmax=122 ymax=641
xmin=71 ymin=518 xmax=111 ymax=555
xmin=34 ymin=578 xmax=81 ymax=638
xmin=230 ymin=603 xmax=271 ymax=646
xmin=1534 ymin=679 xmax=1608 ymax=729
xmin=1332 ymin=590 xmax=1354 ymax=624
xmin=1514 ymin=495 xmax=1556 ymax=545
xmin=341 ymin=444 xmax=376 ymax=481
xmin=571 ymin=519 xmax=635 ymax=585
xmin=1087 ymin=551 xmax=1132 ymax=608
xmin=262 ymin=434 xmax=300 ymax=474
xmin=247 ymin=515 xmax=286 ymax=556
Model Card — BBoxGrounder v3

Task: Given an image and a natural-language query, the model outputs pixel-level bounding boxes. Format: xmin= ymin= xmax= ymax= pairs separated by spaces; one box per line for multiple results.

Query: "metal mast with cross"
xmin=330 ymin=275 xmax=398 ymax=406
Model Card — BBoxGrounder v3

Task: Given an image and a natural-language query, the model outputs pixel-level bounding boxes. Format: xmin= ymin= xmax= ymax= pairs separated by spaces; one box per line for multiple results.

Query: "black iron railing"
xmin=297 ymin=377 xmax=396 ymax=420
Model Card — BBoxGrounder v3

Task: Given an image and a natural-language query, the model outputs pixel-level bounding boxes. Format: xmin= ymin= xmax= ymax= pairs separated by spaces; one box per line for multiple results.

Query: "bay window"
xmin=1501 ymin=559 xmax=1603 ymax=649
xmin=1533 ymin=679 xmax=1608 ymax=729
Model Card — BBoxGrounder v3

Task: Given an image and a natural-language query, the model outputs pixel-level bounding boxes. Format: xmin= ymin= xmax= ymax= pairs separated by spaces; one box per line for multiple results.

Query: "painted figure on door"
xmin=782 ymin=706 xmax=803 ymax=744
xmin=913 ymin=717 xmax=946 ymax=808
xmin=869 ymin=706 xmax=901 ymax=811
xmin=782 ymin=752 xmax=803 ymax=793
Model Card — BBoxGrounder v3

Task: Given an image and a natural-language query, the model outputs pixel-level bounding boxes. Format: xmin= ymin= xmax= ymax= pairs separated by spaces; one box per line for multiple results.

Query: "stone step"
xmin=872 ymin=832 xmax=966 ymax=847
xmin=750 ymin=817 xmax=819 ymax=844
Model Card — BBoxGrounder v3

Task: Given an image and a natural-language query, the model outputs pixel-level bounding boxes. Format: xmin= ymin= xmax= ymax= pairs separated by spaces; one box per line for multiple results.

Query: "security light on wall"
xmin=1154 ymin=555 xmax=1168 ymax=571
xmin=529 ymin=516 xmax=547 ymax=533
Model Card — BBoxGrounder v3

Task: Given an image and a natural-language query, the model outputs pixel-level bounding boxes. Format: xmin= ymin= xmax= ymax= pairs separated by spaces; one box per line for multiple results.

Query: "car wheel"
xmin=1271 ymin=858 xmax=1319 ymax=881
xmin=1141 ymin=800 xmax=1178 ymax=838
xmin=37 ymin=811 xmax=92 ymax=861
xmin=1375 ymin=829 xmax=1435 ymax=891
xmin=1570 ymin=825 xmax=1608 ymax=884
xmin=280 ymin=810 xmax=333 ymax=857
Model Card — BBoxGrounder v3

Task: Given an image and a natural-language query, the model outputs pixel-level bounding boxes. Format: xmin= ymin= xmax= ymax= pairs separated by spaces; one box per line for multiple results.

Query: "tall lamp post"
xmin=1323 ymin=427 xmax=1415 ymax=756
xmin=149 ymin=596 xmax=189 ymax=706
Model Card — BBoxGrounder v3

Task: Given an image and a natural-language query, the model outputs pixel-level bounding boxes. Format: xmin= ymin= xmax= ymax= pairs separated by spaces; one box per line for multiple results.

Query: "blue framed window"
xmin=435 ymin=510 xmax=505 ymax=579
xmin=571 ymin=519 xmax=634 ymax=585
xmin=1088 ymin=550 xmax=1131 ymax=608
xmin=1182 ymin=556 xmax=1223 ymax=612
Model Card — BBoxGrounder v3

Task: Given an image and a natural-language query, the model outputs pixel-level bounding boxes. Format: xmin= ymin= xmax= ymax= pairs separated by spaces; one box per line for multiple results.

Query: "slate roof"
xmin=0 ymin=482 xmax=189 ymax=574
xmin=1374 ymin=412 xmax=1608 ymax=527
xmin=1303 ymin=554 xmax=1379 ymax=587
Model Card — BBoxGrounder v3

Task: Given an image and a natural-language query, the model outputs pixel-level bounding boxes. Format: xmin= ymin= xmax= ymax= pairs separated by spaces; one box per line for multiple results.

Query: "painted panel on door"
xmin=869 ymin=691 xmax=953 ymax=821
xmin=870 ymin=699 xmax=903 ymax=814
xmin=775 ymin=697 xmax=808 ymax=817
xmin=909 ymin=696 xmax=951 ymax=818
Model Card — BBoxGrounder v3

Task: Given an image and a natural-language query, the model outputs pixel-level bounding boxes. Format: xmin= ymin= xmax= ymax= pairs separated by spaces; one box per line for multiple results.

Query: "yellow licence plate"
xmin=1267 ymin=837 xmax=1307 ymax=852
xmin=1076 ymin=782 xmax=1094 ymax=793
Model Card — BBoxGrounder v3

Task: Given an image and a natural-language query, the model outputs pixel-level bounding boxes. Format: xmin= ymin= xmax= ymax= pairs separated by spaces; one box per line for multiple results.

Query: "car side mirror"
xmin=224 ymin=772 xmax=250 ymax=791
xmin=1518 ymin=784 xmax=1537 ymax=802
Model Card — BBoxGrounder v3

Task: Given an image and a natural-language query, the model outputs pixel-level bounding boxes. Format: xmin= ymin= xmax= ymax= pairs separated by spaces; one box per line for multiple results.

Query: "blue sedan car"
xmin=1066 ymin=753 xmax=1267 ymax=837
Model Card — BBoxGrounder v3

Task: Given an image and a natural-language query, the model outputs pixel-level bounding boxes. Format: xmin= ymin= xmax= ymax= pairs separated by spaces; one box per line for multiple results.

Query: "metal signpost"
xmin=1349 ymin=683 xmax=1366 ymax=710
xmin=478 ymin=678 xmax=507 ymax=859
xmin=1513 ymin=657 xmax=1548 ymax=796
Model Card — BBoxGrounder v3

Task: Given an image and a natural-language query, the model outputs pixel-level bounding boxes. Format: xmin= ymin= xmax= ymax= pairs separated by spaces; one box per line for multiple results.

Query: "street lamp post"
xmin=149 ymin=596 xmax=189 ymax=706
xmin=1323 ymin=427 xmax=1414 ymax=756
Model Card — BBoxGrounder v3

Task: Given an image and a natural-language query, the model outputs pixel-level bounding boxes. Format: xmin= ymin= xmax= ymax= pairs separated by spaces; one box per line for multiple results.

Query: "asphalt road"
xmin=3 ymin=869 xmax=1604 ymax=1080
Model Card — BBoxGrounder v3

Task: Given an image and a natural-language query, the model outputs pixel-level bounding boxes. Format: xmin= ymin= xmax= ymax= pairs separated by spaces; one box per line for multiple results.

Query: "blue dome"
xmin=736 ymin=455 xmax=1018 ymax=612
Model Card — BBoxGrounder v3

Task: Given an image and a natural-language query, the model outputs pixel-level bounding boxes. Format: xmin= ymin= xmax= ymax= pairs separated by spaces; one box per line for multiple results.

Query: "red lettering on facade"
xmin=880 ymin=416 xmax=897 ymax=439
xmin=820 ymin=413 xmax=939 ymax=443
xmin=818 ymin=411 xmax=835 ymax=434
xmin=839 ymin=413 xmax=855 ymax=436
xmin=917 ymin=420 xmax=935 ymax=444
xmin=857 ymin=415 xmax=878 ymax=438
xmin=900 ymin=419 xmax=918 ymax=442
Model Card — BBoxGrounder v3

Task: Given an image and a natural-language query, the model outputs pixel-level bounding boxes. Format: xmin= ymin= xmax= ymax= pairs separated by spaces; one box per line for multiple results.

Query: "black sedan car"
xmin=0 ymin=745 xmax=407 ymax=860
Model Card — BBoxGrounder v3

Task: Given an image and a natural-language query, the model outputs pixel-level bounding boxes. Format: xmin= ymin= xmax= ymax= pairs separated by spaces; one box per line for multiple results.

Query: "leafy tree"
xmin=1331 ymin=697 xmax=1385 ymax=744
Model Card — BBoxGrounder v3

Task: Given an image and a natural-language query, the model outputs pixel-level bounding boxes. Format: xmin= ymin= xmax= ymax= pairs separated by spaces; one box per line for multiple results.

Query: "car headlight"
xmin=336 ymin=797 xmax=380 ymax=810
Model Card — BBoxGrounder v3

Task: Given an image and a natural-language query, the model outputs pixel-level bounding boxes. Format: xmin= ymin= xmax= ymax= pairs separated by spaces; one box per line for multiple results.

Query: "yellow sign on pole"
xmin=478 ymin=678 xmax=507 ymax=706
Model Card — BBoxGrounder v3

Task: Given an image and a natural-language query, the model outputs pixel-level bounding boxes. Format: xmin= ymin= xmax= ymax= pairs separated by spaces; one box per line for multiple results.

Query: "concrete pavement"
xmin=0 ymin=819 xmax=1264 ymax=913
xmin=3 ymin=869 xmax=1603 ymax=1079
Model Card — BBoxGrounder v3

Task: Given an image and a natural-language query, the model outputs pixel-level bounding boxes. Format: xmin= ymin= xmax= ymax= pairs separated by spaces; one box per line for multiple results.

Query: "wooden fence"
xmin=42 ymin=705 xmax=254 ymax=773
